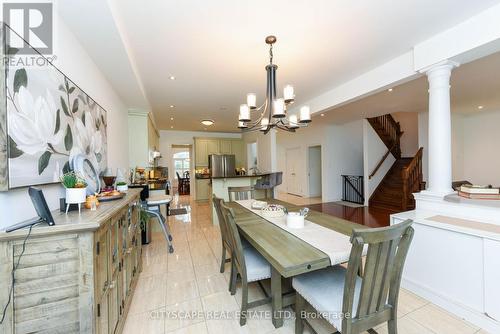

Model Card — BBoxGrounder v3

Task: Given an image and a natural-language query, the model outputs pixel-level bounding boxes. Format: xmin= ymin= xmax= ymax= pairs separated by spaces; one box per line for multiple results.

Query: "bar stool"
xmin=142 ymin=194 xmax=174 ymax=253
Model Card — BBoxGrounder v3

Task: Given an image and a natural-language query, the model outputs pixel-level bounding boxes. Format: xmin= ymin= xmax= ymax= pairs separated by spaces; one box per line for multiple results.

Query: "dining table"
xmin=226 ymin=199 xmax=369 ymax=328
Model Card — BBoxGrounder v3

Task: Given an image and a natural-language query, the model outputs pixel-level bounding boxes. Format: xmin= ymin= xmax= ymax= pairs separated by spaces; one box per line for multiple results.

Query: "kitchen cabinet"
xmin=128 ymin=110 xmax=160 ymax=167
xmin=196 ymin=178 xmax=210 ymax=201
xmin=0 ymin=190 xmax=143 ymax=334
xmin=194 ymin=137 xmax=245 ymax=167
xmin=231 ymin=140 xmax=245 ymax=167
xmin=219 ymin=139 xmax=232 ymax=154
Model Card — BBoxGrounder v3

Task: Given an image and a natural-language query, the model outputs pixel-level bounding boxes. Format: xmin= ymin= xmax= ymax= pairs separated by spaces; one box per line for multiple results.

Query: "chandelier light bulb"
xmin=283 ymin=85 xmax=294 ymax=103
xmin=299 ymin=106 xmax=311 ymax=123
xmin=273 ymin=98 xmax=285 ymax=118
xmin=239 ymin=104 xmax=250 ymax=122
xmin=247 ymin=93 xmax=257 ymax=109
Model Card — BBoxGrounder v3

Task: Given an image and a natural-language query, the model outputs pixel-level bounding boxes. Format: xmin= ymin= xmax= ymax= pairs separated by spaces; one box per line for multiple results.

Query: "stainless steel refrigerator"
xmin=209 ymin=154 xmax=236 ymax=178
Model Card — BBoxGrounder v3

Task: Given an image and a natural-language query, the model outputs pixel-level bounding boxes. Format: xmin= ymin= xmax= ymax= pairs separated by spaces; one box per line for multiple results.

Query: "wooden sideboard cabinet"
xmin=0 ymin=189 xmax=143 ymax=334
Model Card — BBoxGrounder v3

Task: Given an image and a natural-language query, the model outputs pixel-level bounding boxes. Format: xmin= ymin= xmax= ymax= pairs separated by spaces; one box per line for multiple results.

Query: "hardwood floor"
xmin=306 ymin=202 xmax=395 ymax=228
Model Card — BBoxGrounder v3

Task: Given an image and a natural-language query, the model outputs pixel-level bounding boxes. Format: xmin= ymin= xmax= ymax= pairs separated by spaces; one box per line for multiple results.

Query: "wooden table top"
xmin=226 ymin=199 xmax=368 ymax=278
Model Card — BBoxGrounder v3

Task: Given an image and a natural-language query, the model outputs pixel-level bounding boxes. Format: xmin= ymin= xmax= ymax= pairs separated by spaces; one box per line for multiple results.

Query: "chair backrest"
xmin=212 ymin=195 xmax=229 ymax=246
xmin=341 ymin=219 xmax=414 ymax=334
xmin=228 ymin=186 xmax=255 ymax=201
xmin=273 ymin=172 xmax=283 ymax=186
xmin=220 ymin=201 xmax=247 ymax=278
xmin=176 ymin=172 xmax=182 ymax=180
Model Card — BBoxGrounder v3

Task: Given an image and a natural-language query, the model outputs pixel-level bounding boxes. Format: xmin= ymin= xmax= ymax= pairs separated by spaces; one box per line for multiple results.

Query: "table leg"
xmin=271 ymin=267 xmax=283 ymax=328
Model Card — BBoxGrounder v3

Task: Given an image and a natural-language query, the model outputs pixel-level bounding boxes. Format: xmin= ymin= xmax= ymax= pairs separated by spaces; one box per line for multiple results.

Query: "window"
xmin=173 ymin=150 xmax=190 ymax=178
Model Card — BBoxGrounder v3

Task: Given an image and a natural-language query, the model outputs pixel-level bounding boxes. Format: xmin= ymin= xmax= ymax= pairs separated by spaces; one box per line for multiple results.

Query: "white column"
xmin=423 ymin=60 xmax=459 ymax=197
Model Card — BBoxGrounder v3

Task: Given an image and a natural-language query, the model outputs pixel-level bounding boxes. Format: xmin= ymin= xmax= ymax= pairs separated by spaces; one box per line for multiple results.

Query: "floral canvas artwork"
xmin=4 ymin=50 xmax=108 ymax=188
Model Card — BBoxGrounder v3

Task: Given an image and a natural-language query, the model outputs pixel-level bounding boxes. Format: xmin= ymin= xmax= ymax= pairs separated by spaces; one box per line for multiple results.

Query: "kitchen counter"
xmin=211 ymin=173 xmax=272 ymax=179
xmin=0 ymin=188 xmax=142 ymax=241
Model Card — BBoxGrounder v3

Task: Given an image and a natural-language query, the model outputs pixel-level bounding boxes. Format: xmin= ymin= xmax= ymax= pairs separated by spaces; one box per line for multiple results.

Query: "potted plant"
xmin=60 ymin=171 xmax=87 ymax=214
xmin=116 ymin=181 xmax=128 ymax=192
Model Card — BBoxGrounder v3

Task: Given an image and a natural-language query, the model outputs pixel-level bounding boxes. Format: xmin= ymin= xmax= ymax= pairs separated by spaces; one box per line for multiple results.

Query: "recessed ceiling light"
xmin=478 ymin=105 xmax=484 ymax=109
xmin=320 ymin=113 xmax=325 ymax=117
xmin=201 ymin=119 xmax=214 ymax=126
xmin=169 ymin=76 xmax=175 ymax=80
xmin=170 ymin=105 xmax=174 ymax=108
xmin=388 ymin=88 xmax=393 ymax=92
xmin=170 ymin=117 xmax=174 ymax=121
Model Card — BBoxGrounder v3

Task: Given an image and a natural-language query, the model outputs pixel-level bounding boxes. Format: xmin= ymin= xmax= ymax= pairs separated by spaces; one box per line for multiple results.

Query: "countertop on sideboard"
xmin=0 ymin=188 xmax=142 ymax=241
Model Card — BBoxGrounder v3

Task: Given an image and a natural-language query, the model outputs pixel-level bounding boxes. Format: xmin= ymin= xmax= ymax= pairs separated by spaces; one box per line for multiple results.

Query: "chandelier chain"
xmin=269 ymin=43 xmax=273 ymax=64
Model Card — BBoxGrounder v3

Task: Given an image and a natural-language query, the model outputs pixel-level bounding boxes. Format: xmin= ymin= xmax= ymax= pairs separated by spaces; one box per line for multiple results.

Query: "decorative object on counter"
xmin=261 ymin=203 xmax=286 ymax=218
xmin=116 ymin=181 xmax=128 ymax=192
xmin=0 ymin=24 xmax=107 ymax=191
xmin=458 ymin=184 xmax=500 ymax=200
xmin=237 ymin=35 xmax=311 ymax=133
xmin=60 ymin=171 xmax=87 ymax=214
xmin=84 ymin=195 xmax=100 ymax=211
xmin=96 ymin=190 xmax=125 ymax=202
xmin=72 ymin=154 xmax=101 ymax=195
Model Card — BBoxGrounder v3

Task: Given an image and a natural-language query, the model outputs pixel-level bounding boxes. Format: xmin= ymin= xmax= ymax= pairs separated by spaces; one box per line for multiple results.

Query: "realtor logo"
xmin=3 ymin=2 xmax=53 ymax=54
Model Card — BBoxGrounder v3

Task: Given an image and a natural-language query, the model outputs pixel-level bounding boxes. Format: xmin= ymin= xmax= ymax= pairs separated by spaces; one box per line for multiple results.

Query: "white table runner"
xmin=236 ymin=200 xmax=360 ymax=265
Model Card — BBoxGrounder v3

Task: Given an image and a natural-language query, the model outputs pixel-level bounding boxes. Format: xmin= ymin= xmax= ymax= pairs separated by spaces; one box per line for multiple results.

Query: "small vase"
xmin=65 ymin=187 xmax=87 ymax=214
xmin=116 ymin=184 xmax=128 ymax=192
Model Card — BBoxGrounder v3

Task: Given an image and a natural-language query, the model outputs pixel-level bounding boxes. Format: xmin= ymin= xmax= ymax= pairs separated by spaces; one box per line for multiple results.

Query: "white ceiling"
xmin=63 ymin=0 xmax=500 ymax=132
xmin=317 ymin=50 xmax=500 ymax=125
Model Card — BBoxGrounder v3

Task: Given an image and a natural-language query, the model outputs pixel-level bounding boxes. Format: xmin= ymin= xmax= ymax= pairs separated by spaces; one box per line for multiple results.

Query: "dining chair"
xmin=220 ymin=200 xmax=272 ymax=326
xmin=228 ymin=186 xmax=255 ymax=201
xmin=293 ymin=219 xmax=414 ymax=334
xmin=213 ymin=195 xmax=252 ymax=274
xmin=213 ymin=195 xmax=233 ymax=273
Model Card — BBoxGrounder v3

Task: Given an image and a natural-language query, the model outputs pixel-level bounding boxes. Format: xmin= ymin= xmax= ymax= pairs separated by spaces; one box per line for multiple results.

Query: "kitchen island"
xmin=209 ymin=173 xmax=272 ymax=225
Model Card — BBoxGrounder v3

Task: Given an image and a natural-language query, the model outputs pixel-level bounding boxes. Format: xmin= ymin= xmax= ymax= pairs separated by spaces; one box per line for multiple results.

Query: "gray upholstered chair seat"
xmin=292 ymin=265 xmax=362 ymax=330
xmin=244 ymin=246 xmax=271 ymax=282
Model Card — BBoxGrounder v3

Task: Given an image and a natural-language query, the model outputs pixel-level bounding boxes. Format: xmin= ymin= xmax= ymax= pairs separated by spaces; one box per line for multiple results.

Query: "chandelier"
xmin=237 ymin=35 xmax=311 ymax=133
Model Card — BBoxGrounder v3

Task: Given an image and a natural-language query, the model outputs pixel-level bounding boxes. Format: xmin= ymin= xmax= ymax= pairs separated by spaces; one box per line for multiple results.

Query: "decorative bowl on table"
xmin=251 ymin=200 xmax=268 ymax=210
xmin=261 ymin=204 xmax=286 ymax=218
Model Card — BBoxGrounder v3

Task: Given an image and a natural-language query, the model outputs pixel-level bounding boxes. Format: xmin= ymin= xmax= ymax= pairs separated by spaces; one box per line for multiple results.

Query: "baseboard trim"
xmin=401 ymin=277 xmax=500 ymax=333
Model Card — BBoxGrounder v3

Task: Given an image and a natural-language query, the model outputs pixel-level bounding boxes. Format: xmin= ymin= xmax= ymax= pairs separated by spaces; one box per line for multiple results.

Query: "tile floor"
xmin=123 ymin=195 xmax=488 ymax=334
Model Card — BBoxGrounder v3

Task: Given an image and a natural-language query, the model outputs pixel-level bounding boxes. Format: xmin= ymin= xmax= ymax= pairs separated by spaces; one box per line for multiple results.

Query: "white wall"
xmin=363 ymin=120 xmax=396 ymax=204
xmin=418 ymin=110 xmax=500 ymax=186
xmin=158 ymin=130 xmax=241 ymax=183
xmin=392 ymin=112 xmax=419 ymax=157
xmin=275 ymin=119 xmax=363 ymax=202
xmin=460 ymin=110 xmax=500 ymax=185
xmin=242 ymin=130 xmax=277 ymax=173
xmin=0 ymin=16 xmax=129 ymax=229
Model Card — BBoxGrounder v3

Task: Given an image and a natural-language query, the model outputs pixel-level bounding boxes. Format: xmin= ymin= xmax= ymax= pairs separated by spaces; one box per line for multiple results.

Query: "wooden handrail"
xmin=401 ymin=147 xmax=424 ymax=210
xmin=369 ymin=140 xmax=398 ymax=180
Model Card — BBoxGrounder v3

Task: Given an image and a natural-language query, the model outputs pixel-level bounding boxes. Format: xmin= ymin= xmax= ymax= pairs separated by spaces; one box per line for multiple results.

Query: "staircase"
xmin=367 ymin=114 xmax=424 ymax=211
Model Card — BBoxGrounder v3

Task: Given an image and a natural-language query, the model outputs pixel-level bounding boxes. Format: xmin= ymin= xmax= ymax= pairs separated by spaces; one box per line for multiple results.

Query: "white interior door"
xmin=286 ymin=147 xmax=301 ymax=195
xmin=308 ymin=146 xmax=322 ymax=197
